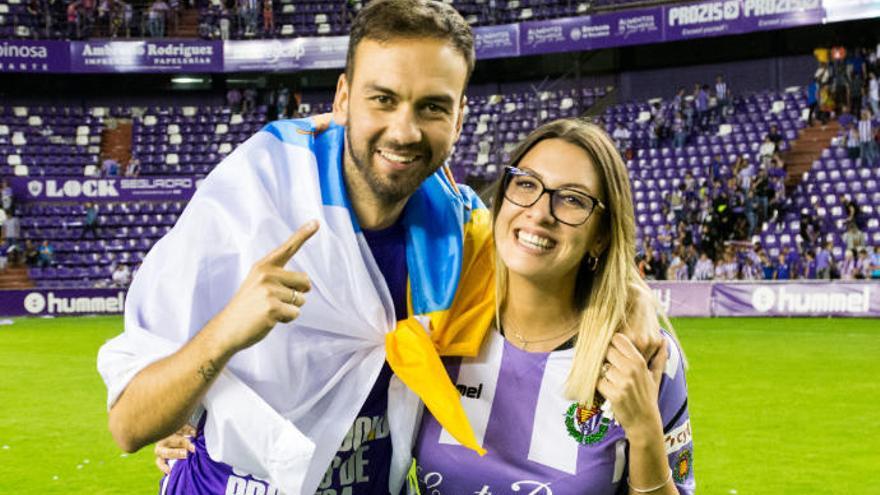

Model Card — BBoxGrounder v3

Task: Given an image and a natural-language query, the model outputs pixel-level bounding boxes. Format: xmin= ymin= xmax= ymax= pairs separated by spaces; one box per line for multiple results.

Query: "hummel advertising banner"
xmin=2 ymin=282 xmax=877 ymax=317
xmin=646 ymin=281 xmax=880 ymax=317
xmin=9 ymin=176 xmax=200 ymax=203
xmin=711 ymin=282 xmax=880 ymax=317
xmin=0 ymin=289 xmax=125 ymax=317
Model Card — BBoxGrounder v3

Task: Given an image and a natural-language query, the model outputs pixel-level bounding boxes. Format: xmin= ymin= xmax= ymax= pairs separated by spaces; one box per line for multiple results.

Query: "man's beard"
xmin=345 ymin=126 xmax=449 ymax=205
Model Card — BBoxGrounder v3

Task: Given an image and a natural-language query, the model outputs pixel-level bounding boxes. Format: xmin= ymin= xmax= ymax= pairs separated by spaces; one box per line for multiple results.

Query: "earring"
xmin=586 ymin=255 xmax=599 ymax=272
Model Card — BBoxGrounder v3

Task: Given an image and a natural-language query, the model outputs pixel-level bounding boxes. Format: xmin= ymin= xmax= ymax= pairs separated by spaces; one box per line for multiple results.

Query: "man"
xmin=99 ymin=2 xmax=490 ymax=494
xmin=81 ymin=202 xmax=100 ymax=239
xmin=858 ymin=109 xmax=877 ymax=166
xmin=102 ymin=3 xmax=661 ymax=495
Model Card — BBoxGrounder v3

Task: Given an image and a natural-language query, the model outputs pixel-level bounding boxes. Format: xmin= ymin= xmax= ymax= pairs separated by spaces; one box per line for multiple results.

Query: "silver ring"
xmin=601 ymin=363 xmax=610 ymax=379
xmin=291 ymin=289 xmax=299 ymax=305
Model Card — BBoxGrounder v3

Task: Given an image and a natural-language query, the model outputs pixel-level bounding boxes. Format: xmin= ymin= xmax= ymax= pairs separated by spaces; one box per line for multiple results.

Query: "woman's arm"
xmin=598 ymin=334 xmax=688 ymax=495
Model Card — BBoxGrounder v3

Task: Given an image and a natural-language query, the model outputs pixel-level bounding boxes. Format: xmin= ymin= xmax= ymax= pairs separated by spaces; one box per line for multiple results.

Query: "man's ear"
xmin=453 ymin=95 xmax=467 ymax=142
xmin=332 ymin=73 xmax=350 ymax=127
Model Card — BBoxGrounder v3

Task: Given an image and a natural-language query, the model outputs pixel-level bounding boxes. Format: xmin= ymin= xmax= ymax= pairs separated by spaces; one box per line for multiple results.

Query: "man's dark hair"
xmin=345 ymin=0 xmax=475 ymax=92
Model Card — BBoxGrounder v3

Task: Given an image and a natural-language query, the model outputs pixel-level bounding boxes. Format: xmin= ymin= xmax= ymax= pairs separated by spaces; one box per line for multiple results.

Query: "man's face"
xmin=333 ymin=38 xmax=468 ymax=205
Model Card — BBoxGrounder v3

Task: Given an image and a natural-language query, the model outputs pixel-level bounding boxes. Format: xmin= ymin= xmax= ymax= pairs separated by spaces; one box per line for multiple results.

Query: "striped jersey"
xmin=413 ymin=330 xmax=694 ymax=495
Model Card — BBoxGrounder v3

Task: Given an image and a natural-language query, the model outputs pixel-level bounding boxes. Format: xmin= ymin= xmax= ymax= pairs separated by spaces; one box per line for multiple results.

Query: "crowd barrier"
xmin=648 ymin=281 xmax=880 ymax=317
xmin=1 ymin=281 xmax=877 ymax=317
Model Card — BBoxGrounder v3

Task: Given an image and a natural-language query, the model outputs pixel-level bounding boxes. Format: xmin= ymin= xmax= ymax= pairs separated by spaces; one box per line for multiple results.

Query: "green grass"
xmin=0 ymin=316 xmax=878 ymax=494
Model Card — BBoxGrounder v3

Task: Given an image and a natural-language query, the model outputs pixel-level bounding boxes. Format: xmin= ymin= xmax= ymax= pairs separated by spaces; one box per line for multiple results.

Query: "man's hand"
xmin=213 ymin=220 xmax=319 ymax=354
xmin=154 ymin=424 xmax=196 ymax=475
xmin=107 ymin=220 xmax=320 ymax=453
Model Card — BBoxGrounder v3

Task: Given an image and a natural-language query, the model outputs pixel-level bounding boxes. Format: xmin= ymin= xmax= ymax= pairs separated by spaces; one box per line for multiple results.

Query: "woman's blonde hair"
xmin=489 ymin=118 xmax=680 ymax=406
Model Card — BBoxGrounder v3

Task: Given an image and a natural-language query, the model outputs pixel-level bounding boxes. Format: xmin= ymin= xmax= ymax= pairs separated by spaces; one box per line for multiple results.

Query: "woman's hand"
xmin=154 ymin=424 xmax=196 ymax=475
xmin=597 ymin=333 xmax=668 ymax=440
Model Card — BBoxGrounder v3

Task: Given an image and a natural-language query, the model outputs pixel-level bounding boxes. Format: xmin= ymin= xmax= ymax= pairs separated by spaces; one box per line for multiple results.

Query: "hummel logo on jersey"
xmin=456 ymin=382 xmax=483 ymax=399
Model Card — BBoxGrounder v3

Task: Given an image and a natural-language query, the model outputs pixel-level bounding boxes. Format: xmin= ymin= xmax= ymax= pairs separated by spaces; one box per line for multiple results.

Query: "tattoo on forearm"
xmin=198 ymin=359 xmax=220 ymax=383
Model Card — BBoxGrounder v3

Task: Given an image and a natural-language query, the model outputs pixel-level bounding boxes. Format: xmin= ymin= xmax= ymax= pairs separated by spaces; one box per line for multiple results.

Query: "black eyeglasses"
xmin=502 ymin=166 xmax=605 ymax=226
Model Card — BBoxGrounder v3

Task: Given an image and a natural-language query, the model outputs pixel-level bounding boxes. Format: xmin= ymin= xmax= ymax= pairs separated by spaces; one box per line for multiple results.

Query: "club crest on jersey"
xmin=564 ymin=400 xmax=610 ymax=445
xmin=673 ymin=449 xmax=693 ymax=483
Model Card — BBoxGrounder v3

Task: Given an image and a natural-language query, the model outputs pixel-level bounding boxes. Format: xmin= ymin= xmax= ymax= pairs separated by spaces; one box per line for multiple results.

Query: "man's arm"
xmin=108 ymin=221 xmax=318 ymax=452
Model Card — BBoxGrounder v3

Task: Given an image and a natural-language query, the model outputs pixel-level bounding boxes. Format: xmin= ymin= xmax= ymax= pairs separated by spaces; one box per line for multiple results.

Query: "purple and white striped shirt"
xmin=413 ymin=331 xmax=694 ymax=495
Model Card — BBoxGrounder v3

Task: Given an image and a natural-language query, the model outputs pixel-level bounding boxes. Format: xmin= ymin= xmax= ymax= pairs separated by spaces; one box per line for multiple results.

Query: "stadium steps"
xmin=0 ymin=267 xmax=34 ymax=289
xmin=100 ymin=120 xmax=133 ymax=172
xmin=781 ymin=121 xmax=840 ymax=190
xmin=582 ymin=86 xmax=617 ymax=120
xmin=171 ymin=8 xmax=200 ymax=38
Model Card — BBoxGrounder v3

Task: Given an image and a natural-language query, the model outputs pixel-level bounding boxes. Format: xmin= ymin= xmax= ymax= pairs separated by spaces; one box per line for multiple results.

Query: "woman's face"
xmin=494 ymin=138 xmax=607 ymax=285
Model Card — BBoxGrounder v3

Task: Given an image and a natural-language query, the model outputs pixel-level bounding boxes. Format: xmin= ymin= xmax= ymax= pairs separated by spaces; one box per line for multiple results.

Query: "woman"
xmin=154 ymin=119 xmax=693 ymax=494
xmin=411 ymin=119 xmax=693 ymax=494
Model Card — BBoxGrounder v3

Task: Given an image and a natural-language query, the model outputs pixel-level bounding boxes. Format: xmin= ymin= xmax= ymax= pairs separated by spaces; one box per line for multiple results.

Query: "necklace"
xmin=503 ymin=315 xmax=581 ymax=350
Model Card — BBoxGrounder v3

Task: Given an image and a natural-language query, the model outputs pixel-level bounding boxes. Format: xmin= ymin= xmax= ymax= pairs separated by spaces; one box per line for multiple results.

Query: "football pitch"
xmin=0 ymin=316 xmax=878 ymax=494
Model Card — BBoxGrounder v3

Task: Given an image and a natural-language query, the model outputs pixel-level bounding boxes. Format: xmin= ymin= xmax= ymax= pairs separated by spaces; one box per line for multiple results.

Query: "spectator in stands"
xmin=868 ymin=72 xmax=879 ymax=117
xmin=767 ymin=124 xmax=783 ymax=152
xmin=81 ymin=202 xmax=100 ymax=239
xmin=37 ymin=240 xmax=54 ymax=268
xmin=838 ymin=104 xmax=855 ymax=128
xmin=238 ymin=0 xmax=259 ymax=36
xmin=715 ymin=249 xmax=737 ymax=280
xmin=818 ymin=82 xmax=833 ymax=123
xmin=799 ymin=211 xmax=821 ymax=250
xmin=122 ymin=0 xmax=132 ymax=37
xmin=102 ymin=157 xmax=121 ymax=176
xmin=709 ymin=153 xmax=724 ymax=182
xmin=611 ymin=122 xmax=630 ymax=152
xmin=66 ymin=0 xmax=82 ymax=39
xmin=839 ymin=249 xmax=857 ymax=280
xmin=169 ymin=0 xmax=181 ymax=34
xmin=691 ymin=251 xmax=714 ymax=280
xmin=112 ymin=263 xmax=132 ymax=288
xmin=858 ymin=109 xmax=877 ymax=165
xmin=1 ymin=180 xmax=13 ymax=213
xmin=126 ymin=156 xmax=141 ymax=176
xmin=815 ymin=240 xmax=833 ymax=279
xmin=637 ymin=247 xmax=656 ymax=280
xmin=802 ymin=250 xmax=817 ymax=279
xmin=148 ymin=0 xmax=169 ymax=37
xmin=740 ymin=255 xmax=761 ymax=280
xmin=842 ymin=221 xmax=867 ymax=251
xmin=666 ymin=247 xmax=687 ymax=280
xmin=758 ymin=135 xmax=775 ymax=167
xmin=752 ymin=167 xmax=771 ymax=224
xmin=262 ymin=0 xmax=273 ymax=36
xmin=867 ymin=246 xmax=880 ymax=279
xmin=276 ymin=86 xmax=290 ymax=119
xmin=23 ymin=240 xmax=39 ymax=267
xmin=692 ymin=84 xmax=708 ymax=129
xmin=758 ymin=251 xmax=774 ymax=279
xmin=0 ymin=239 xmax=8 ymax=272
xmin=242 ymin=87 xmax=258 ymax=114
xmin=773 ymin=252 xmax=791 ymax=280
xmin=714 ymin=74 xmax=729 ymax=118
xmin=226 ymin=88 xmax=242 ymax=113
xmin=807 ymin=78 xmax=819 ymax=126
xmin=668 ymin=184 xmax=685 ymax=227
xmin=854 ymin=248 xmax=871 ymax=279
xmin=847 ymin=48 xmax=866 ymax=112
xmin=845 ymin=122 xmax=860 ymax=160
xmin=3 ymin=214 xmax=20 ymax=253
xmin=671 ymin=111 xmax=687 ymax=148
